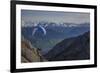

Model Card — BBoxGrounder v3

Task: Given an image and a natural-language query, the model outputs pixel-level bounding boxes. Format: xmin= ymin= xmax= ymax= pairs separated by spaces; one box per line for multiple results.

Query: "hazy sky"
xmin=21 ymin=10 xmax=90 ymax=26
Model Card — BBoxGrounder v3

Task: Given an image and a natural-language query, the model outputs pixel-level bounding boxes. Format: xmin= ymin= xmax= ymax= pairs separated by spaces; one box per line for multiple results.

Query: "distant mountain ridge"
xmin=22 ymin=21 xmax=90 ymax=27
xmin=44 ymin=31 xmax=90 ymax=61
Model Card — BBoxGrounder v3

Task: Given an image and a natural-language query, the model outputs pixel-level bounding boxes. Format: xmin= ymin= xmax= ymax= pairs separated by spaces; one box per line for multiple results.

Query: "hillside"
xmin=21 ymin=36 xmax=46 ymax=63
xmin=44 ymin=31 xmax=90 ymax=61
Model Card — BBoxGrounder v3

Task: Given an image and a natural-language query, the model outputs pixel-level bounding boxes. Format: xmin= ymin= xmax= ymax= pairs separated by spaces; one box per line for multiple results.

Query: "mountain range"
xmin=22 ymin=21 xmax=89 ymax=27
xmin=21 ymin=22 xmax=90 ymax=55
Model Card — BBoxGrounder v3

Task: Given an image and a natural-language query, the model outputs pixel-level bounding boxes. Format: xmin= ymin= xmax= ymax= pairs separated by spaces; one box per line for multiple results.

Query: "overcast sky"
xmin=21 ymin=10 xmax=90 ymax=26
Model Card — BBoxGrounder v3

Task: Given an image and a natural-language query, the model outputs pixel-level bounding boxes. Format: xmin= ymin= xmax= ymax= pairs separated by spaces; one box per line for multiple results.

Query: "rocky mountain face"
xmin=44 ymin=31 xmax=90 ymax=61
xmin=21 ymin=37 xmax=46 ymax=63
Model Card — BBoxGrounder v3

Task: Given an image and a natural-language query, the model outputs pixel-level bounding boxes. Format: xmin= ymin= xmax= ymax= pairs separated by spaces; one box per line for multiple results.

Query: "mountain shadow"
xmin=44 ymin=31 xmax=90 ymax=61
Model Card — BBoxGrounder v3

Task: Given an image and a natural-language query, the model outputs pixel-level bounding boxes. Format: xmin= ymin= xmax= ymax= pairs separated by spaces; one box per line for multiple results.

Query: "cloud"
xmin=21 ymin=10 xmax=90 ymax=26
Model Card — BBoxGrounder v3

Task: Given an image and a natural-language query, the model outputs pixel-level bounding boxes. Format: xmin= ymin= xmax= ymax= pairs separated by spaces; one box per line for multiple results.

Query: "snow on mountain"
xmin=21 ymin=21 xmax=89 ymax=28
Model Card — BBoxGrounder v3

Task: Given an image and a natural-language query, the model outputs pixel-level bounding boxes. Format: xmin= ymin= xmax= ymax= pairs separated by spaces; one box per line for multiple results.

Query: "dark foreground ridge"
xmin=45 ymin=31 xmax=90 ymax=61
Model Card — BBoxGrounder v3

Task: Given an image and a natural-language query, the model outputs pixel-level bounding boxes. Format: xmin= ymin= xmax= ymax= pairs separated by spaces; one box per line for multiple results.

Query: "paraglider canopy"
xmin=32 ymin=25 xmax=46 ymax=36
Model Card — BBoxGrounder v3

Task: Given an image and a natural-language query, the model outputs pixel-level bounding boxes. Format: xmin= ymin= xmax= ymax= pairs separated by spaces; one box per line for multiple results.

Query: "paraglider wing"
xmin=32 ymin=25 xmax=46 ymax=36
xmin=38 ymin=25 xmax=46 ymax=35
xmin=32 ymin=28 xmax=38 ymax=36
